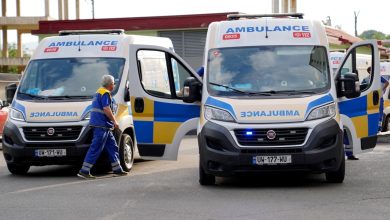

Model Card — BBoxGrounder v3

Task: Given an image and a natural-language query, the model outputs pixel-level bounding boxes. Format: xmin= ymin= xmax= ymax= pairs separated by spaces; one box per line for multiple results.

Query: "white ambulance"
xmin=126 ymin=13 xmax=382 ymax=185
xmin=380 ymin=60 xmax=390 ymax=131
xmin=330 ymin=51 xmax=372 ymax=80
xmin=329 ymin=51 xmax=345 ymax=75
xmin=2 ymin=30 xmax=180 ymax=174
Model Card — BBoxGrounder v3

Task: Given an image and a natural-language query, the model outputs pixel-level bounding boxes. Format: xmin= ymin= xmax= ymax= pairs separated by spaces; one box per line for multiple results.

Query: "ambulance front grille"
xmin=234 ymin=128 xmax=308 ymax=146
xmin=23 ymin=126 xmax=83 ymax=141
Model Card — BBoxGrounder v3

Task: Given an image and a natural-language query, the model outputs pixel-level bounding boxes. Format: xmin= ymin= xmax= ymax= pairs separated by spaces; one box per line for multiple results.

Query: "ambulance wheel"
xmin=325 ymin=155 xmax=345 ymax=183
xmin=7 ymin=163 xmax=30 ymax=175
xmin=119 ymin=134 xmax=134 ymax=172
xmin=381 ymin=115 xmax=389 ymax=132
xmin=199 ymin=161 xmax=215 ymax=186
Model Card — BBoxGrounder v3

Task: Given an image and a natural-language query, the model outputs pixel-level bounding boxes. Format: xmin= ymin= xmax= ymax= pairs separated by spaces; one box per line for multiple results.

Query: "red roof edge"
xmin=32 ymin=12 xmax=239 ymax=35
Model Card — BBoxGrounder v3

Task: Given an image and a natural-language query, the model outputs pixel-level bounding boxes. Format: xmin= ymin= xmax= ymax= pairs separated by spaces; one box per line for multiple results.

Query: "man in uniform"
xmin=78 ymin=75 xmax=128 ymax=179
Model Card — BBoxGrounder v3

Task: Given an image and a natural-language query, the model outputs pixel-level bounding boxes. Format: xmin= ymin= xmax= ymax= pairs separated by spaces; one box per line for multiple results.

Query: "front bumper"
xmin=198 ymin=119 xmax=343 ymax=177
xmin=2 ymin=120 xmax=93 ymax=166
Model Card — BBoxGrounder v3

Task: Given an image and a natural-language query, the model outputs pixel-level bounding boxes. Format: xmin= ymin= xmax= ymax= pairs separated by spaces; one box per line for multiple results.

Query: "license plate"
xmin=253 ymin=155 xmax=292 ymax=165
xmin=35 ymin=149 xmax=67 ymax=157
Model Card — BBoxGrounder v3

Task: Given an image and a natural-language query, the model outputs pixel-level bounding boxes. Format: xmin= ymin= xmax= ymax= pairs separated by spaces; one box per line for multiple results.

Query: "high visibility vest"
xmin=89 ymin=87 xmax=114 ymax=128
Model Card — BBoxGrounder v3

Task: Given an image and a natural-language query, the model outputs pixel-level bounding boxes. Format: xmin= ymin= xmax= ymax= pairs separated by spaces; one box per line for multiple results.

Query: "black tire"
xmin=7 ymin=163 xmax=30 ymax=175
xmin=381 ymin=115 xmax=389 ymax=132
xmin=199 ymin=162 xmax=215 ymax=186
xmin=325 ymin=155 xmax=345 ymax=183
xmin=119 ymin=133 xmax=134 ymax=172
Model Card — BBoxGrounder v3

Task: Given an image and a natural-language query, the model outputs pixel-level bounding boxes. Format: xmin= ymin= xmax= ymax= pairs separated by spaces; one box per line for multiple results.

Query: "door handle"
xmin=134 ymin=97 xmax=144 ymax=113
xmin=373 ymin=90 xmax=379 ymax=106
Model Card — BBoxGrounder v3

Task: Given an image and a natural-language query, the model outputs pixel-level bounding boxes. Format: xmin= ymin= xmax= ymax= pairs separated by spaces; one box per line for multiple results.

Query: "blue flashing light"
xmin=246 ymin=131 xmax=253 ymax=136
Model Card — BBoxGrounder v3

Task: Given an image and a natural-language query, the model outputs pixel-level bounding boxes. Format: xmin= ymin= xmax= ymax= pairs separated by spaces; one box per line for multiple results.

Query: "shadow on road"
xmin=214 ymin=172 xmax=334 ymax=188
xmin=3 ymin=159 xmax=152 ymax=178
xmin=20 ymin=165 xmax=80 ymax=177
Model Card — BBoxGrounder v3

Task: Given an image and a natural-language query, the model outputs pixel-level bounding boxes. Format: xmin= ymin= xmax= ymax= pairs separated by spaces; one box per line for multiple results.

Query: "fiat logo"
xmin=47 ymin=128 xmax=55 ymax=136
xmin=266 ymin=130 xmax=276 ymax=140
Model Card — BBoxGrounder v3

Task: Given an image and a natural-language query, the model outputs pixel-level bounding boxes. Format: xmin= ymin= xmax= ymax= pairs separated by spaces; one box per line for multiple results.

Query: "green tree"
xmin=7 ymin=43 xmax=19 ymax=73
xmin=0 ymin=43 xmax=30 ymax=73
xmin=359 ymin=30 xmax=387 ymax=40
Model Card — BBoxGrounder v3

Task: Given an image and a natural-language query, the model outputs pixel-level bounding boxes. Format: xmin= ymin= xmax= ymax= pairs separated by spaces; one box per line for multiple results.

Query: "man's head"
xmin=367 ymin=66 xmax=371 ymax=74
xmin=101 ymin=75 xmax=115 ymax=91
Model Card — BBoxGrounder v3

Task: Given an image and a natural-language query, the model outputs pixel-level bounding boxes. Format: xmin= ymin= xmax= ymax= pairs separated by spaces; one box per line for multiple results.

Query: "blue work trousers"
xmin=80 ymin=127 xmax=122 ymax=173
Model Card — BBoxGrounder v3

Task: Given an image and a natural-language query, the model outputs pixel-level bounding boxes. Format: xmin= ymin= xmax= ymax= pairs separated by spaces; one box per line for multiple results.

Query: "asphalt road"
xmin=0 ymin=136 xmax=390 ymax=220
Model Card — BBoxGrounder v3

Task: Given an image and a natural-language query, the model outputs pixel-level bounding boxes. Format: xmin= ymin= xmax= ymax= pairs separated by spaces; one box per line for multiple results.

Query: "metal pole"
xmin=272 ymin=0 xmax=279 ymax=13
xmin=1 ymin=0 xmax=7 ymax=72
xmin=2 ymin=0 xmax=8 ymax=58
xmin=64 ymin=0 xmax=69 ymax=20
xmin=91 ymin=0 xmax=95 ymax=19
xmin=16 ymin=0 xmax=20 ymax=16
xmin=282 ymin=0 xmax=289 ymax=13
xmin=45 ymin=0 xmax=50 ymax=17
xmin=75 ymin=0 xmax=80 ymax=19
xmin=290 ymin=0 xmax=297 ymax=13
xmin=58 ymin=0 xmax=63 ymax=20
xmin=354 ymin=11 xmax=360 ymax=37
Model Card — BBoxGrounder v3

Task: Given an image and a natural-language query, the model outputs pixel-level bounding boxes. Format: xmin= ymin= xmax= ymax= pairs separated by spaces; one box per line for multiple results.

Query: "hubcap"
xmin=124 ymin=140 xmax=133 ymax=166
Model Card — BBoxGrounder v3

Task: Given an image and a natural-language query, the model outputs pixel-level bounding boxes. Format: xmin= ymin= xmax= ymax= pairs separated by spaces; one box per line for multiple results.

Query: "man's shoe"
xmin=113 ymin=170 xmax=129 ymax=177
xmin=77 ymin=171 xmax=96 ymax=179
xmin=347 ymin=155 xmax=359 ymax=160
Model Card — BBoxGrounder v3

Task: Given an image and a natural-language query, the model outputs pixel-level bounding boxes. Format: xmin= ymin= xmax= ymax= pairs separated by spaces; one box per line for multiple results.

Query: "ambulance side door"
xmin=129 ymin=45 xmax=201 ymax=160
xmin=336 ymin=40 xmax=381 ymax=154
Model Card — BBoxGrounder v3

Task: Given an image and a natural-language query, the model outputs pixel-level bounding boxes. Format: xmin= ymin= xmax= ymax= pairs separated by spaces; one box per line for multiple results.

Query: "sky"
xmin=1 ymin=0 xmax=389 ymax=48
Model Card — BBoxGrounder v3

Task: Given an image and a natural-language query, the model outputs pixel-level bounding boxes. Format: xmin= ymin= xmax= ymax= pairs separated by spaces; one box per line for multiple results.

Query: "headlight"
xmin=82 ymin=111 xmax=91 ymax=120
xmin=10 ymin=108 xmax=25 ymax=121
xmin=306 ymin=103 xmax=336 ymax=121
xmin=204 ymin=106 xmax=235 ymax=122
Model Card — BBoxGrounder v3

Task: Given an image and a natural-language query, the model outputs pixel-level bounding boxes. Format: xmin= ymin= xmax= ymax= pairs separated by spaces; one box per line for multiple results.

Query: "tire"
xmin=119 ymin=133 xmax=134 ymax=172
xmin=381 ymin=115 xmax=389 ymax=132
xmin=325 ymin=155 xmax=345 ymax=183
xmin=7 ymin=163 xmax=30 ymax=175
xmin=199 ymin=161 xmax=215 ymax=186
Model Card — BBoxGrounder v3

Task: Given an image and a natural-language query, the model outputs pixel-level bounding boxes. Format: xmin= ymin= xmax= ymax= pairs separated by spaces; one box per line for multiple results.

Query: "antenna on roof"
xmin=59 ymin=29 xmax=125 ymax=36
xmin=227 ymin=13 xmax=304 ymax=20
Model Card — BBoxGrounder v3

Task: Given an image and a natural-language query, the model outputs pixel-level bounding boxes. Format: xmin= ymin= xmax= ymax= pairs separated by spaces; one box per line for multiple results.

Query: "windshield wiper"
xmin=209 ymin=82 xmax=272 ymax=96
xmin=267 ymin=90 xmax=317 ymax=95
xmin=18 ymin=92 xmax=46 ymax=100
xmin=46 ymin=95 xmax=93 ymax=100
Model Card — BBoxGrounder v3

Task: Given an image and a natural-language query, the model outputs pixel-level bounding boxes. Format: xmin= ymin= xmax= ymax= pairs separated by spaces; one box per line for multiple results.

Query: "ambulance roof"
xmin=32 ymin=34 xmax=173 ymax=60
xmin=207 ymin=18 xmax=328 ymax=49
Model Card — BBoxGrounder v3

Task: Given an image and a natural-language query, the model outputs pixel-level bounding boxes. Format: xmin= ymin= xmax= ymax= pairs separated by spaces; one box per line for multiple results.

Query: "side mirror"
xmin=6 ymin=83 xmax=17 ymax=105
xmin=183 ymin=77 xmax=202 ymax=103
xmin=337 ymin=73 xmax=360 ymax=99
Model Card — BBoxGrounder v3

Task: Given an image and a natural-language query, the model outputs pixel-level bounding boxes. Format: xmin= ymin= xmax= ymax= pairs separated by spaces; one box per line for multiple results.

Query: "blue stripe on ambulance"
xmin=154 ymin=101 xmax=200 ymax=122
xmin=11 ymin=101 xmax=26 ymax=118
xmin=305 ymin=94 xmax=334 ymax=117
xmin=81 ymin=105 xmax=92 ymax=119
xmin=134 ymin=101 xmax=200 ymax=144
xmin=204 ymin=97 xmax=236 ymax=118
xmin=339 ymin=94 xmax=379 ymax=137
xmin=338 ymin=96 xmax=367 ymax=118
xmin=134 ymin=121 xmax=154 ymax=143
xmin=368 ymin=113 xmax=380 ymax=136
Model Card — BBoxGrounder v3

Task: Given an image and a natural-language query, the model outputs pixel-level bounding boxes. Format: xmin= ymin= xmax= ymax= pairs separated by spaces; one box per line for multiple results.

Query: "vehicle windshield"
xmin=207 ymin=46 xmax=330 ymax=96
xmin=18 ymin=58 xmax=125 ymax=100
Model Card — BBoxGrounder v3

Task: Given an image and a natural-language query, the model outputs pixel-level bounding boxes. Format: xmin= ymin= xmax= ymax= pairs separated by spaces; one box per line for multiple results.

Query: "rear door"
xmin=336 ymin=40 xmax=381 ymax=154
xmin=129 ymin=45 xmax=201 ymax=160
